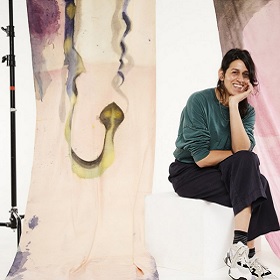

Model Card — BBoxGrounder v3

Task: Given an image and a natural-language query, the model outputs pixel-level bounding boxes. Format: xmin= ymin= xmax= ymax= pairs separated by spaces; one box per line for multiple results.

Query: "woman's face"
xmin=220 ymin=59 xmax=250 ymax=96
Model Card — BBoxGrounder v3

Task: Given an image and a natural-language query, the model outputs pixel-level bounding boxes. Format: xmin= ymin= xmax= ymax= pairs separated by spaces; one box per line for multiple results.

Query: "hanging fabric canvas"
xmin=6 ymin=1 xmax=158 ymax=279
xmin=214 ymin=0 xmax=280 ymax=258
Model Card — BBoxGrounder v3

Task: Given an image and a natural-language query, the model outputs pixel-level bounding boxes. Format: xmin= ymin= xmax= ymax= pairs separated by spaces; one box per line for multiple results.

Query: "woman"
xmin=168 ymin=48 xmax=280 ymax=280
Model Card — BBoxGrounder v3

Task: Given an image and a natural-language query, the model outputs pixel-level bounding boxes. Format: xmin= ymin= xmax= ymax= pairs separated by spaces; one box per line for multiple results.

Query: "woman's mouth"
xmin=233 ymin=83 xmax=246 ymax=91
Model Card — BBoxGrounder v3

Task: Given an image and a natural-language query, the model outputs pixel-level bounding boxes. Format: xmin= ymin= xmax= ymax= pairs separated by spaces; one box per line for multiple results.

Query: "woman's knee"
xmin=219 ymin=150 xmax=260 ymax=174
xmin=231 ymin=150 xmax=259 ymax=165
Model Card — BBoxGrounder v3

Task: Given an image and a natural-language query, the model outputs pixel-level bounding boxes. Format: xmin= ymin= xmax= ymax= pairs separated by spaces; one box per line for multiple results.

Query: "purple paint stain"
xmin=27 ymin=0 xmax=60 ymax=39
xmin=7 ymin=250 xmax=30 ymax=277
xmin=28 ymin=215 xmax=39 ymax=230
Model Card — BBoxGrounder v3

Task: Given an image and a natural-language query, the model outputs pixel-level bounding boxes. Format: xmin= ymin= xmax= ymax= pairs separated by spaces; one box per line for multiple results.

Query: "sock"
xmin=233 ymin=230 xmax=248 ymax=245
xmin=248 ymin=247 xmax=256 ymax=259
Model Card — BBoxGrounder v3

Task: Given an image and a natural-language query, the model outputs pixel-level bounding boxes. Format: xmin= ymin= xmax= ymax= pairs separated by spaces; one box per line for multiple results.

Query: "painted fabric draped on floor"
xmin=214 ymin=0 xmax=280 ymax=258
xmin=6 ymin=1 xmax=158 ymax=279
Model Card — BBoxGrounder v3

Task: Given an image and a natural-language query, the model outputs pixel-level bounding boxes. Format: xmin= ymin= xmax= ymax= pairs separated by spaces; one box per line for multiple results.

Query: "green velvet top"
xmin=173 ymin=88 xmax=256 ymax=163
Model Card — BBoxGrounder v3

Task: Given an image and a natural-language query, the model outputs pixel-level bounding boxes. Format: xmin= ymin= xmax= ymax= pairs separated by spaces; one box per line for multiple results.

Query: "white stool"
xmin=145 ymin=192 xmax=234 ymax=274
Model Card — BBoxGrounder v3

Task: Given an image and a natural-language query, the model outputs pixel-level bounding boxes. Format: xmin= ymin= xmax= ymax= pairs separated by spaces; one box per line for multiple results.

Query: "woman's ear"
xmin=218 ymin=69 xmax=224 ymax=81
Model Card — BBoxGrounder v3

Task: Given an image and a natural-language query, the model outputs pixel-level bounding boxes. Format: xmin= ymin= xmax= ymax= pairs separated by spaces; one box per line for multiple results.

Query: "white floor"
xmin=0 ymin=233 xmax=280 ymax=280
xmin=157 ymin=237 xmax=280 ymax=280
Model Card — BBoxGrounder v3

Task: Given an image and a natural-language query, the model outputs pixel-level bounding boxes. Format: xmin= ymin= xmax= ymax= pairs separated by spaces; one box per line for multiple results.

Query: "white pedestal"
xmin=145 ymin=192 xmax=235 ymax=274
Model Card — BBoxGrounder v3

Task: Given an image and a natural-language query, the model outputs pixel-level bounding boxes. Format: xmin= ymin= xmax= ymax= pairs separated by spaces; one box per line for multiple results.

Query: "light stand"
xmin=0 ymin=0 xmax=24 ymax=245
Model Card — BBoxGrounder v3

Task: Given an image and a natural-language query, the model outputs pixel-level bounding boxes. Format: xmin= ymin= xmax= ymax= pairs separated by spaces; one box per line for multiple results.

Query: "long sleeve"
xmin=175 ymin=93 xmax=211 ymax=162
xmin=242 ymin=105 xmax=256 ymax=151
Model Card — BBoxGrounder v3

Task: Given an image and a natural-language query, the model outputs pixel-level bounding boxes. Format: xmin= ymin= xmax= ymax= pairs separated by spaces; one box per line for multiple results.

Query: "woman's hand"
xmin=229 ymin=83 xmax=254 ymax=107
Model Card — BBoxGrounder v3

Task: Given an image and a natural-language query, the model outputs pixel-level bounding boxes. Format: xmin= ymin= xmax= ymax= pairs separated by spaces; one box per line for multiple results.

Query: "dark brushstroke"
xmin=117 ymin=1 xmax=132 ymax=85
xmin=71 ymin=102 xmax=124 ymax=169
xmin=64 ymin=0 xmax=75 ymax=39
xmin=213 ymin=0 xmax=273 ymax=55
xmin=63 ymin=0 xmax=85 ymax=98
xmin=110 ymin=1 xmax=133 ymax=107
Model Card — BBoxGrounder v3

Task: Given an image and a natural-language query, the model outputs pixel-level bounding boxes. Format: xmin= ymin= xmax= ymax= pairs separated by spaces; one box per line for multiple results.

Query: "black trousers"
xmin=168 ymin=150 xmax=280 ymax=241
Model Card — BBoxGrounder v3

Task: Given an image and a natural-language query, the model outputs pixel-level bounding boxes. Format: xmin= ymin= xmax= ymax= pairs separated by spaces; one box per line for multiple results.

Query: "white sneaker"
xmin=249 ymin=256 xmax=275 ymax=279
xmin=225 ymin=242 xmax=253 ymax=280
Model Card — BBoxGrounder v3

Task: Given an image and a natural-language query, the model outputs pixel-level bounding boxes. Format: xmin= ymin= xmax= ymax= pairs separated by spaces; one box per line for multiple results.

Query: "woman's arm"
xmin=229 ymin=85 xmax=253 ymax=153
xmin=196 ymin=85 xmax=255 ymax=168
xmin=196 ymin=150 xmax=233 ymax=168
xmin=229 ymin=101 xmax=250 ymax=152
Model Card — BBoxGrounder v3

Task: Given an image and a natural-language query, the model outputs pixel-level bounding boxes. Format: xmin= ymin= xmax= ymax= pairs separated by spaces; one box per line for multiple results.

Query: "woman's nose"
xmin=237 ymin=73 xmax=244 ymax=82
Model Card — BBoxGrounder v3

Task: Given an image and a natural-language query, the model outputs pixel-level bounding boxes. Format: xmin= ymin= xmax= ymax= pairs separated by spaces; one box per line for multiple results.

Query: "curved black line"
xmin=70 ymin=102 xmax=124 ymax=169
xmin=117 ymin=5 xmax=132 ymax=84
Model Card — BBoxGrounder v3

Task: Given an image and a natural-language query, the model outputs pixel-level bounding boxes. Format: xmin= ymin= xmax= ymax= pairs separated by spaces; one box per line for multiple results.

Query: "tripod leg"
xmin=16 ymin=215 xmax=22 ymax=245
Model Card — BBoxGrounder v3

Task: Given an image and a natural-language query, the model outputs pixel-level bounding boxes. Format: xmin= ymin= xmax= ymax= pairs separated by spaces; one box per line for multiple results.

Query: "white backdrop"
xmin=154 ymin=0 xmax=221 ymax=192
xmin=0 ymin=0 xmax=221 ymax=277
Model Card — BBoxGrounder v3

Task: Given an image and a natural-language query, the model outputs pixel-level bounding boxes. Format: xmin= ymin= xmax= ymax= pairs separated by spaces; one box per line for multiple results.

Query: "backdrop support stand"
xmin=0 ymin=0 xmax=24 ymax=246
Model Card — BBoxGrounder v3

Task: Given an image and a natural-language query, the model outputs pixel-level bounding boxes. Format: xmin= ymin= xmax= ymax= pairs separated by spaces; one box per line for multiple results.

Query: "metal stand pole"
xmin=0 ymin=0 xmax=24 ymax=246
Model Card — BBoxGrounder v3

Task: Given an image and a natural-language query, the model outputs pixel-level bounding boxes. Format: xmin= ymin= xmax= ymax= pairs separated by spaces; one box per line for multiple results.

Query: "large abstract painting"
xmin=214 ymin=0 xmax=280 ymax=258
xmin=6 ymin=1 xmax=158 ymax=279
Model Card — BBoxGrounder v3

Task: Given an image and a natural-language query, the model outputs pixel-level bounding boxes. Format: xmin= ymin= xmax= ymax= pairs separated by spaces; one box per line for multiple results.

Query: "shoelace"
xmin=231 ymin=245 xmax=249 ymax=268
xmin=250 ymin=257 xmax=271 ymax=277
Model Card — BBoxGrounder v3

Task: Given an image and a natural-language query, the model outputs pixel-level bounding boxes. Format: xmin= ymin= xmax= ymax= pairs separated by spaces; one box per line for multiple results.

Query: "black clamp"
xmin=1 ymin=25 xmax=15 ymax=37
